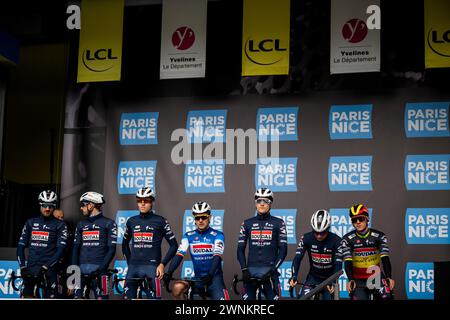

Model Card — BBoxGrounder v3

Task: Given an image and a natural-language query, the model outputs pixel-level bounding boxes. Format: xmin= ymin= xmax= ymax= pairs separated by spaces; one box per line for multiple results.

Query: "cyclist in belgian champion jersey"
xmin=71 ymin=191 xmax=117 ymax=299
xmin=289 ymin=210 xmax=342 ymax=300
xmin=341 ymin=204 xmax=395 ymax=300
xmin=17 ymin=190 xmax=68 ymax=298
xmin=237 ymin=188 xmax=287 ymax=300
xmin=164 ymin=201 xmax=229 ymax=300
xmin=122 ymin=187 xmax=178 ymax=299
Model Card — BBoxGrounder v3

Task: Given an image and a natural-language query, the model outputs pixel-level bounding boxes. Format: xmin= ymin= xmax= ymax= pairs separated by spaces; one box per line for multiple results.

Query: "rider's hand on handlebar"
xmin=347 ymin=280 xmax=356 ymax=293
xmin=39 ymin=265 xmax=49 ymax=275
xmin=242 ymin=269 xmax=251 ymax=283
xmin=289 ymin=278 xmax=298 ymax=287
xmin=386 ymin=278 xmax=395 ymax=290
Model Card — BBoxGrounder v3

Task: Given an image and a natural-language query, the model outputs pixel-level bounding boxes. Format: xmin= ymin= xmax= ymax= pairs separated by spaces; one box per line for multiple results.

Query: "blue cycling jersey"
xmin=169 ymin=227 xmax=225 ymax=277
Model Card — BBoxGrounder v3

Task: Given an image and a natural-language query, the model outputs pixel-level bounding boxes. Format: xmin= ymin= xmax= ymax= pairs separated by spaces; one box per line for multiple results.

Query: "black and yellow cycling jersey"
xmin=340 ymin=228 xmax=390 ymax=279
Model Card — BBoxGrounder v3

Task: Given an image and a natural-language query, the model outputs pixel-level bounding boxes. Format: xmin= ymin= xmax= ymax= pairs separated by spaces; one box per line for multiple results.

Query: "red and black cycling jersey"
xmin=340 ymin=228 xmax=390 ymax=280
xmin=291 ymin=231 xmax=342 ymax=280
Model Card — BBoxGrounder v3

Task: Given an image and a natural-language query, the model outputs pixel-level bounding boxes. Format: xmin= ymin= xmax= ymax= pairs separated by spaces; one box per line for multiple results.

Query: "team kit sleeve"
xmin=44 ymin=222 xmax=68 ymax=269
xmin=16 ymin=220 xmax=31 ymax=268
xmin=379 ymin=232 xmax=392 ymax=278
xmin=333 ymin=236 xmax=344 ymax=273
xmin=274 ymin=220 xmax=288 ymax=270
xmin=207 ymin=232 xmax=225 ymax=276
xmin=161 ymin=218 xmax=178 ymax=266
xmin=99 ymin=221 xmax=117 ymax=271
xmin=122 ymin=219 xmax=132 ymax=262
xmin=168 ymin=234 xmax=189 ymax=274
xmin=236 ymin=222 xmax=249 ymax=270
xmin=291 ymin=235 xmax=307 ymax=280
xmin=71 ymin=222 xmax=83 ymax=266
xmin=340 ymin=237 xmax=354 ymax=280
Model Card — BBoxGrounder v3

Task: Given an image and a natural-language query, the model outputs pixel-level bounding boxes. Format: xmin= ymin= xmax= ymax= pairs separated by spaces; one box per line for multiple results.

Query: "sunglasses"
xmin=255 ymin=198 xmax=272 ymax=205
xmin=314 ymin=231 xmax=328 ymax=237
xmin=351 ymin=217 xmax=367 ymax=223
xmin=194 ymin=215 xmax=209 ymax=221
xmin=136 ymin=199 xmax=152 ymax=204
xmin=80 ymin=202 xmax=90 ymax=207
xmin=40 ymin=204 xmax=56 ymax=209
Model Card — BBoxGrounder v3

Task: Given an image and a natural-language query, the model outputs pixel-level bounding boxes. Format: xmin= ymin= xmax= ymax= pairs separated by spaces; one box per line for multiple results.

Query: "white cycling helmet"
xmin=254 ymin=187 xmax=274 ymax=202
xmin=311 ymin=209 xmax=331 ymax=233
xmin=80 ymin=191 xmax=105 ymax=205
xmin=38 ymin=190 xmax=57 ymax=204
xmin=136 ymin=187 xmax=155 ymax=200
xmin=192 ymin=201 xmax=211 ymax=215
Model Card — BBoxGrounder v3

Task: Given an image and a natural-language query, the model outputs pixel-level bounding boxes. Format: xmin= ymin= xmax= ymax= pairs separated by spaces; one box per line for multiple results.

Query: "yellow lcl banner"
xmin=425 ymin=0 xmax=450 ymax=68
xmin=242 ymin=0 xmax=290 ymax=76
xmin=77 ymin=0 xmax=124 ymax=82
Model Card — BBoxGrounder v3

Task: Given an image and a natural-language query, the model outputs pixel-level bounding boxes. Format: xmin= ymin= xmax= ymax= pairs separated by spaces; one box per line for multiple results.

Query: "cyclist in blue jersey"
xmin=71 ymin=191 xmax=117 ymax=299
xmin=289 ymin=210 xmax=342 ymax=300
xmin=17 ymin=190 xmax=68 ymax=298
xmin=122 ymin=187 xmax=178 ymax=299
xmin=237 ymin=188 xmax=287 ymax=300
xmin=164 ymin=201 xmax=229 ymax=300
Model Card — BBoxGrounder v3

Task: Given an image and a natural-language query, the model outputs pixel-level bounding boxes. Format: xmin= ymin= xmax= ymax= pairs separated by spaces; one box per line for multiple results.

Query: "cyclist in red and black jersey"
xmin=340 ymin=204 xmax=395 ymax=300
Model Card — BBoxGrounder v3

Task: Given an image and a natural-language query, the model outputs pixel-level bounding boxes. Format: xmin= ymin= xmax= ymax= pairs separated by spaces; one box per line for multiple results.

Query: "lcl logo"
xmin=244 ymin=38 xmax=287 ymax=65
xmin=427 ymin=29 xmax=450 ymax=57
xmin=82 ymin=48 xmax=118 ymax=72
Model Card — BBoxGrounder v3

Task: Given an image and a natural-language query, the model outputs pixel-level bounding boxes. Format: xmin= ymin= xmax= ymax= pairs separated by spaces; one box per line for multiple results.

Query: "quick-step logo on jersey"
xmin=133 ymin=232 xmax=153 ymax=243
xmin=31 ymin=231 xmax=49 ymax=241
xmin=328 ymin=156 xmax=373 ymax=191
xmin=120 ymin=112 xmax=159 ymax=145
xmin=405 ymin=208 xmax=450 ymax=244
xmin=405 ymin=102 xmax=450 ymax=138
xmin=186 ymin=109 xmax=227 ymax=143
xmin=82 ymin=231 xmax=100 ymax=241
xmin=0 ymin=261 xmax=21 ymax=298
xmin=182 ymin=260 xmax=195 ymax=278
xmin=182 ymin=210 xmax=224 ymax=233
xmin=250 ymin=230 xmax=273 ymax=240
xmin=329 ymin=104 xmax=373 ymax=139
xmin=277 ymin=261 xmax=292 ymax=298
xmin=255 ymin=157 xmax=297 ymax=192
xmin=406 ymin=262 xmax=434 ymax=300
xmin=192 ymin=244 xmax=213 ymax=255
xmin=118 ymin=160 xmax=157 ymax=194
xmin=113 ymin=260 xmax=128 ymax=296
xmin=404 ymin=154 xmax=450 ymax=190
xmin=115 ymin=210 xmax=137 ymax=245
xmin=329 ymin=208 xmax=373 ymax=238
xmin=272 ymin=209 xmax=297 ymax=244
xmin=185 ymin=159 xmax=225 ymax=193
xmin=257 ymin=106 xmax=299 ymax=141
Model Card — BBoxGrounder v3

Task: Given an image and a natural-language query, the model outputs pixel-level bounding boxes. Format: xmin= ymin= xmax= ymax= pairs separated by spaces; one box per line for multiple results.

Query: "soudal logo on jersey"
xmin=277 ymin=261 xmax=292 ymax=298
xmin=118 ymin=160 xmax=157 ymax=194
xmin=185 ymin=159 xmax=225 ymax=193
xmin=31 ymin=231 xmax=49 ymax=241
xmin=406 ymin=262 xmax=434 ymax=300
xmin=0 ymin=261 xmax=21 ymax=298
xmin=182 ymin=210 xmax=224 ymax=233
xmin=250 ymin=230 xmax=273 ymax=240
xmin=192 ymin=244 xmax=213 ymax=254
xmin=405 ymin=208 xmax=449 ymax=244
xmin=405 ymin=102 xmax=450 ymax=137
xmin=329 ymin=104 xmax=373 ymax=139
xmin=82 ymin=231 xmax=100 ymax=241
xmin=113 ymin=260 xmax=128 ymax=296
xmin=133 ymin=232 xmax=153 ymax=243
xmin=328 ymin=156 xmax=373 ymax=191
xmin=404 ymin=154 xmax=450 ymax=190
xmin=186 ymin=109 xmax=227 ymax=143
xmin=353 ymin=247 xmax=378 ymax=257
xmin=311 ymin=253 xmax=332 ymax=264
xmin=329 ymin=208 xmax=373 ymax=238
xmin=115 ymin=210 xmax=138 ymax=245
xmin=255 ymin=157 xmax=297 ymax=192
xmin=257 ymin=107 xmax=299 ymax=141
xmin=120 ymin=112 xmax=159 ymax=145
